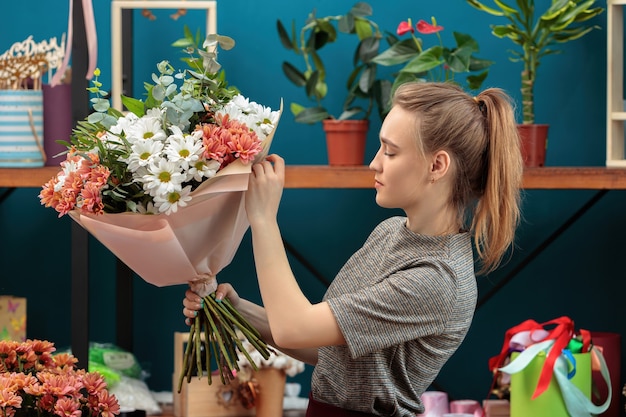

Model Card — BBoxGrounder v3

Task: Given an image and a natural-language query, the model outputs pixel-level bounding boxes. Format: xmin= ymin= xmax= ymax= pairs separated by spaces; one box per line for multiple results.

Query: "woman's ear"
xmin=430 ymin=150 xmax=451 ymax=181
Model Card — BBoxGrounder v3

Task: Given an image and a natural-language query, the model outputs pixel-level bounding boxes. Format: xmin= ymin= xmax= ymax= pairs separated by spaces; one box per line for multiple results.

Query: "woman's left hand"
xmin=245 ymin=154 xmax=285 ymax=226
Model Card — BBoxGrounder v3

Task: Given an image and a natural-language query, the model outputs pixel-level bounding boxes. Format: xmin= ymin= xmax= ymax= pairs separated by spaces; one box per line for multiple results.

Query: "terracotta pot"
xmin=252 ymin=368 xmax=286 ymax=417
xmin=517 ymin=124 xmax=549 ymax=168
xmin=322 ymin=119 xmax=369 ymax=166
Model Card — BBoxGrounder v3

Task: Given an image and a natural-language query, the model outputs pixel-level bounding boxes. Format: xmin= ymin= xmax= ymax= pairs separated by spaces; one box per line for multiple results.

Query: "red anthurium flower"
xmin=416 ymin=19 xmax=444 ymax=34
xmin=396 ymin=21 xmax=414 ymax=36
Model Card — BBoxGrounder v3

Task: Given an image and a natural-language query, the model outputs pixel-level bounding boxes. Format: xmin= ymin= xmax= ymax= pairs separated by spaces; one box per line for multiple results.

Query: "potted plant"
xmin=277 ymin=2 xmax=391 ymax=165
xmin=466 ymin=0 xmax=604 ymax=167
xmin=371 ymin=16 xmax=494 ymax=101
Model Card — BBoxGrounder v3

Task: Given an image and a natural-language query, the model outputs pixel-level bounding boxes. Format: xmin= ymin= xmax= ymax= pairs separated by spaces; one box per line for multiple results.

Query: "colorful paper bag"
xmin=0 ymin=296 xmax=26 ymax=341
xmin=509 ymin=350 xmax=591 ymax=417
xmin=491 ymin=317 xmax=612 ymax=417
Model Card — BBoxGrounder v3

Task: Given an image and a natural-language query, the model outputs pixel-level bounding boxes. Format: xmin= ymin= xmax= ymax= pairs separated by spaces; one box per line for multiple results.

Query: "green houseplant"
xmin=467 ymin=0 xmax=604 ymax=166
xmin=372 ymin=17 xmax=494 ymax=97
xmin=277 ymin=2 xmax=392 ymax=165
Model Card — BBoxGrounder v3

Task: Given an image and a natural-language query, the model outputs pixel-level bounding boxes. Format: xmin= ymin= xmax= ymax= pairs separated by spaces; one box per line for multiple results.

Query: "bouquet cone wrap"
xmin=69 ymin=104 xmax=281 ymax=289
xmin=69 ymin=160 xmax=251 ymax=287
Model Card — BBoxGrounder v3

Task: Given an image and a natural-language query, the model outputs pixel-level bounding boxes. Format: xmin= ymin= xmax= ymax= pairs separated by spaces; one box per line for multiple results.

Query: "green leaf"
xmin=371 ymin=38 xmax=420 ymax=66
xmin=466 ymin=70 xmax=489 ymax=90
xmin=358 ymin=64 xmax=375 ymax=93
xmin=338 ymin=107 xmax=365 ymax=120
xmin=542 ymin=0 xmax=572 ymax=21
xmin=121 ymin=95 xmax=146 ymax=117
xmin=468 ymin=56 xmax=495 ymax=71
xmin=453 ymin=32 xmax=479 ymax=53
xmin=92 ymin=98 xmax=110 ymax=113
xmin=552 ymin=26 xmax=595 ymax=43
xmin=350 ymin=2 xmax=373 ymax=18
xmin=354 ymin=18 xmax=373 ymax=40
xmin=400 ymin=46 xmax=443 ymax=75
xmin=293 ymin=106 xmax=329 ymax=124
xmin=290 ymin=102 xmax=305 ymax=116
xmin=357 ymin=36 xmax=380 ymax=64
xmin=277 ymin=20 xmax=295 ymax=50
xmin=493 ymin=0 xmax=518 ymax=14
xmin=282 ymin=62 xmax=307 ymax=87
xmin=466 ymin=0 xmax=505 ymax=16
xmin=316 ymin=20 xmax=337 ymax=45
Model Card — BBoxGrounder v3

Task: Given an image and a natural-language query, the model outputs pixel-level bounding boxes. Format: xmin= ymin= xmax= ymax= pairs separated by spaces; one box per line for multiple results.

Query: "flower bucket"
xmin=518 ymin=124 xmax=548 ymax=168
xmin=0 ymin=90 xmax=45 ymax=167
xmin=323 ymin=119 xmax=369 ymax=166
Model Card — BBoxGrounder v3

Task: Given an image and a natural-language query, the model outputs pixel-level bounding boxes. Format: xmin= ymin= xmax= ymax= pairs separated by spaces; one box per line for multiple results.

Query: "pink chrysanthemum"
xmin=197 ymin=114 xmax=262 ymax=168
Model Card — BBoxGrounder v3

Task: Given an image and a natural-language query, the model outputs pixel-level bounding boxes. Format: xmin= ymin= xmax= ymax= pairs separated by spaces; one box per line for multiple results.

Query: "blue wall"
xmin=1 ymin=0 xmax=624 ymax=407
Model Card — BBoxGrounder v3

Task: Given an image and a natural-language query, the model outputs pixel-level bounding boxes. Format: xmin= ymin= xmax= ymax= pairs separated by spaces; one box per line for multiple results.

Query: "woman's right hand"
xmin=182 ymin=283 xmax=240 ymax=326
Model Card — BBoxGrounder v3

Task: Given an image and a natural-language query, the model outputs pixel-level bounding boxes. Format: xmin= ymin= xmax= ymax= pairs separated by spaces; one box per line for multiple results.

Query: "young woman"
xmin=183 ymin=82 xmax=523 ymax=416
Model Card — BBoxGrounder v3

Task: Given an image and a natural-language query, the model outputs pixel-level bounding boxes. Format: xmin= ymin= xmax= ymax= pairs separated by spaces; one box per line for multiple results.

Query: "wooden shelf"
xmin=3 ymin=166 xmax=626 ymax=189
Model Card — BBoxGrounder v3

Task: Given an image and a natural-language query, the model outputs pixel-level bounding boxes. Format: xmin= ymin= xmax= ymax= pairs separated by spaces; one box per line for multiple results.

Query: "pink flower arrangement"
xmin=0 ymin=339 xmax=120 ymax=417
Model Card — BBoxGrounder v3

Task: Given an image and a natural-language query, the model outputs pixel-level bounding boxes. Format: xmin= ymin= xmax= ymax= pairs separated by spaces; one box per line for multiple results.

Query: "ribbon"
xmin=50 ymin=0 xmax=98 ymax=86
xmin=489 ymin=316 xmax=576 ymax=399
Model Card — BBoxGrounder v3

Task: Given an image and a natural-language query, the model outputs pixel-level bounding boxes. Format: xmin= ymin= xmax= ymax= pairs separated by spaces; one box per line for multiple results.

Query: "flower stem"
xmin=178 ymin=291 xmax=271 ymax=390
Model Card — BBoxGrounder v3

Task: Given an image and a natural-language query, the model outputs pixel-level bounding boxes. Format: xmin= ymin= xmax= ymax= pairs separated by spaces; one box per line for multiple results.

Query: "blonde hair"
xmin=393 ymin=82 xmax=523 ymax=274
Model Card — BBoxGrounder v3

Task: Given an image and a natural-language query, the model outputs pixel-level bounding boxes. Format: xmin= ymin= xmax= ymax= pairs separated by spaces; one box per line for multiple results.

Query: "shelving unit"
xmin=6 ymin=165 xmax=626 ymax=189
xmin=3 ymin=165 xmax=626 ymax=372
xmin=607 ymin=0 xmax=626 ymax=166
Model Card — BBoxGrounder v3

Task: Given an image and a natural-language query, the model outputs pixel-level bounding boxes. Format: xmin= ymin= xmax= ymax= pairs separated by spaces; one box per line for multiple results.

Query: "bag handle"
xmin=554 ymin=345 xmax=611 ymax=417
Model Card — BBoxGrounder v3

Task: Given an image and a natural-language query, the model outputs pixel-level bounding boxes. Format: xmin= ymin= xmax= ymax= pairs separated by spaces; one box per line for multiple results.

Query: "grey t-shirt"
xmin=311 ymin=216 xmax=477 ymax=416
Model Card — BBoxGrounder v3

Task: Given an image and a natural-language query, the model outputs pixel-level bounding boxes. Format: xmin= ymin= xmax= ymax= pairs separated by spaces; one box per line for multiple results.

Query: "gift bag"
xmin=489 ymin=317 xmax=611 ymax=417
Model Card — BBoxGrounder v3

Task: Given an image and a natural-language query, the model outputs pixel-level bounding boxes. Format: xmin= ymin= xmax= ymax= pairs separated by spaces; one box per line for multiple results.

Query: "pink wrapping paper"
xmin=69 ymin=107 xmax=281 ymax=289
xmin=69 ymin=162 xmax=248 ymax=286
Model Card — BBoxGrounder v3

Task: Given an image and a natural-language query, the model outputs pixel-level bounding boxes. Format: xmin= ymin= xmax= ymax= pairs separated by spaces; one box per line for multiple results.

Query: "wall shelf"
xmin=4 ymin=166 xmax=626 ymax=190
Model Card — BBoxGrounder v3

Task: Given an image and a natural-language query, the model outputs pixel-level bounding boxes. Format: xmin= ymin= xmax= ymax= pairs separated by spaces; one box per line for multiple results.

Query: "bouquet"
xmin=0 ymin=339 xmax=120 ymax=417
xmin=39 ymin=32 xmax=281 ymax=386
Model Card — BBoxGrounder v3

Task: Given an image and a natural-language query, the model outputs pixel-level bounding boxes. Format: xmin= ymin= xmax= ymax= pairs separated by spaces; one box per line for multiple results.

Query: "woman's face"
xmin=369 ymin=106 xmax=431 ymax=212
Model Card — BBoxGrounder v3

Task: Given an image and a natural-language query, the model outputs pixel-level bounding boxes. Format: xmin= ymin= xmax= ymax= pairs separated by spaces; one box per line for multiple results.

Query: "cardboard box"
xmin=0 ymin=296 xmax=26 ymax=341
xmin=482 ymin=399 xmax=510 ymax=417
xmin=172 ymin=332 xmax=254 ymax=417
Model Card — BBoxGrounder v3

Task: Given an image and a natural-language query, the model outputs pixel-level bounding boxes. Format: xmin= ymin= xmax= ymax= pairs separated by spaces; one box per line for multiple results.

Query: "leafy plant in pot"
xmin=371 ymin=17 xmax=494 ymax=97
xmin=277 ymin=2 xmax=391 ymax=166
xmin=467 ymin=0 xmax=604 ymax=167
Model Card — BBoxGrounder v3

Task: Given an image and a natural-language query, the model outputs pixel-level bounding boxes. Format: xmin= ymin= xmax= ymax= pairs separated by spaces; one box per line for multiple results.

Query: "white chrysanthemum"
xmin=146 ymin=107 xmax=165 ymax=119
xmin=186 ymin=159 xmax=220 ymax=182
xmin=217 ymin=95 xmax=279 ymax=140
xmin=164 ymin=126 xmax=204 ymax=171
xmin=142 ymin=159 xmax=185 ymax=197
xmin=153 ymin=185 xmax=193 ymax=215
xmin=125 ymin=114 xmax=167 ymax=144
xmin=110 ymin=112 xmax=139 ymax=135
xmin=126 ymin=139 xmax=164 ymax=172
xmin=230 ymin=94 xmax=253 ymax=113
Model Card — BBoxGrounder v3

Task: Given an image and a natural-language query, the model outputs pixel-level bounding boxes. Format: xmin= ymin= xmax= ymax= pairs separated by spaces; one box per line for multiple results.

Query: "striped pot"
xmin=0 ymin=90 xmax=45 ymax=167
